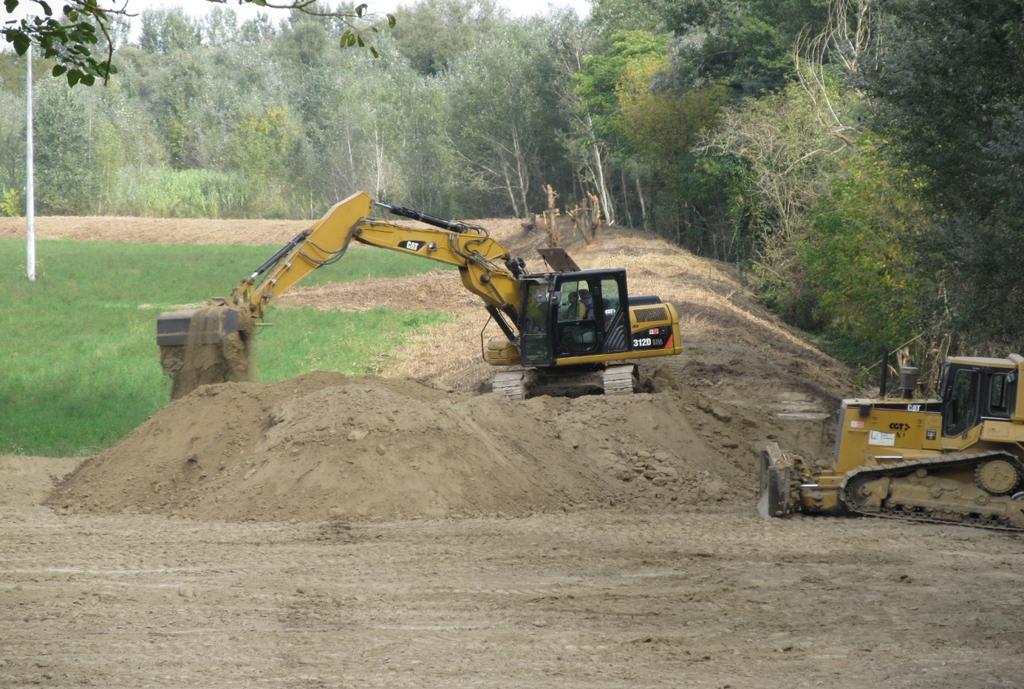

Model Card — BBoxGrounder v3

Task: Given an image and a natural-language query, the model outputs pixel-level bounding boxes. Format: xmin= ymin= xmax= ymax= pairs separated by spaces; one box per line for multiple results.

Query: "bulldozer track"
xmin=846 ymin=508 xmax=1024 ymax=532
xmin=840 ymin=450 xmax=1024 ymax=532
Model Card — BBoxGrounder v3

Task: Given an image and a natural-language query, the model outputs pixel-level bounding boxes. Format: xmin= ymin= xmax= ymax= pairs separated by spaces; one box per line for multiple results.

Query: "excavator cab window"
xmin=524 ymin=270 xmax=629 ymax=361
xmin=597 ymin=277 xmax=629 ymax=353
xmin=549 ymin=271 xmax=630 ymax=359
xmin=520 ymin=281 xmax=554 ymax=365
xmin=555 ymin=278 xmax=601 ymax=357
xmin=943 ymin=367 xmax=980 ymax=437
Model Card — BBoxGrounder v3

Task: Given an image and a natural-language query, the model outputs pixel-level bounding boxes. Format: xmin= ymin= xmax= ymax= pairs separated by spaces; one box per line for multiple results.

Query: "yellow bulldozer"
xmin=156 ymin=192 xmax=681 ymax=400
xmin=760 ymin=353 xmax=1024 ymax=530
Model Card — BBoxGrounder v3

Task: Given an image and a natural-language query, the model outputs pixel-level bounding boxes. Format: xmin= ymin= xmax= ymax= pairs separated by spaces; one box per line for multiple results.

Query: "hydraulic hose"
xmin=375 ymin=201 xmax=477 ymax=234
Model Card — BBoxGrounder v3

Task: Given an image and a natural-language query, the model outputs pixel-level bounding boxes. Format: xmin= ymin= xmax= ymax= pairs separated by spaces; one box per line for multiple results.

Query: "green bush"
xmin=112 ymin=167 xmax=250 ymax=217
xmin=0 ymin=188 xmax=22 ymax=217
xmin=796 ymin=143 xmax=936 ymax=364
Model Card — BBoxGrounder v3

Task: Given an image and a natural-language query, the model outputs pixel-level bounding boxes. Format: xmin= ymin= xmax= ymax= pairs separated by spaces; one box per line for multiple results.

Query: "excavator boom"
xmin=232 ymin=192 xmax=524 ymax=321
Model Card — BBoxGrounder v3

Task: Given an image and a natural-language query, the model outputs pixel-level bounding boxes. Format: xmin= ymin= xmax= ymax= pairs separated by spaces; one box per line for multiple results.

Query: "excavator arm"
xmin=231 ymin=192 xmax=525 ymax=328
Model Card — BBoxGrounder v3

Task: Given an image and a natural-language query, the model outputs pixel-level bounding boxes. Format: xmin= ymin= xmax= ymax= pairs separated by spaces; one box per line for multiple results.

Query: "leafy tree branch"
xmin=2 ymin=0 xmax=393 ymax=85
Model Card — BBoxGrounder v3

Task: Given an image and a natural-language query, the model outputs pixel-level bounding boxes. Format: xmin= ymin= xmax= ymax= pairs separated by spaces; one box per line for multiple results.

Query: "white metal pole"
xmin=25 ymin=47 xmax=35 ymax=282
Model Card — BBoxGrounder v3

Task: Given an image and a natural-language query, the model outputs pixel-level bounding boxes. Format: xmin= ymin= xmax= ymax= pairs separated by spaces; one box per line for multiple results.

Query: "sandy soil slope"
xmin=274 ymin=221 xmax=851 ymax=483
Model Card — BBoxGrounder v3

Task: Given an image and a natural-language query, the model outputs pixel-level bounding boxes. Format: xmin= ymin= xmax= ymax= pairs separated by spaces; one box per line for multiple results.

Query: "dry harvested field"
xmin=2 ymin=216 xmax=1022 ymax=688
xmin=0 ymin=215 xmax=310 ymax=245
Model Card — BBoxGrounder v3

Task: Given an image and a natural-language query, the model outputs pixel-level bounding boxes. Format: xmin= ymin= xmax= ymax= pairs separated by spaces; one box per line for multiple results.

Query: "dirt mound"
xmin=48 ymin=373 xmax=751 ymax=522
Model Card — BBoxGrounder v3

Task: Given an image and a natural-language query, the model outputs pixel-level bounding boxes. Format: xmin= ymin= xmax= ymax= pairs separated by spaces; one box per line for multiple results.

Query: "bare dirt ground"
xmin=3 ymin=217 xmax=1023 ymax=688
xmin=3 ymin=457 xmax=1023 ymax=689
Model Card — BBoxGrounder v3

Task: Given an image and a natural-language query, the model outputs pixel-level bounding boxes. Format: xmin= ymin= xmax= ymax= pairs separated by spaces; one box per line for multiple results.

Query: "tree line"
xmin=1 ymin=0 xmax=1021 ymax=367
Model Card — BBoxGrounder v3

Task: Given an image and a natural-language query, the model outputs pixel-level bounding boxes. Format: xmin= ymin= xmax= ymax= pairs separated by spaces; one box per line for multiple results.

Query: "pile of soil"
xmin=49 ymin=373 xmax=752 ymax=522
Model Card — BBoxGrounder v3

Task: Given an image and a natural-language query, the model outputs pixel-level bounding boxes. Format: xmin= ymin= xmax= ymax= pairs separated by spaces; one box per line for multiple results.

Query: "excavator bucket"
xmin=157 ymin=305 xmax=254 ymax=399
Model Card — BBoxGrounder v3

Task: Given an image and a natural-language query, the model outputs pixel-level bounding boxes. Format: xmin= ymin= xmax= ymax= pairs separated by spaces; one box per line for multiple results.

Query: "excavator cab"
xmin=490 ymin=264 xmax=679 ymax=397
xmin=518 ymin=270 xmax=630 ymax=367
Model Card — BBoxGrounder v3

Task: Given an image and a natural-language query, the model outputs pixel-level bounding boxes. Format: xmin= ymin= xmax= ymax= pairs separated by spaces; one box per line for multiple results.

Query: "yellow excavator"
xmin=760 ymin=353 xmax=1024 ymax=530
xmin=156 ymin=191 xmax=681 ymax=399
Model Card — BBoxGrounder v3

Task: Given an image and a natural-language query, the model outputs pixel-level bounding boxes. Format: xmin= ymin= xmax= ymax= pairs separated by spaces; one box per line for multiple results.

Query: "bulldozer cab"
xmin=940 ymin=359 xmax=1018 ymax=437
xmin=518 ymin=270 xmax=630 ymax=366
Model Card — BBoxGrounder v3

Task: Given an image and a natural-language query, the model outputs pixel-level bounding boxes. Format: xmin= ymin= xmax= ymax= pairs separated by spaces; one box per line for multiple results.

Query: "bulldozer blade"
xmin=757 ymin=442 xmax=795 ymax=518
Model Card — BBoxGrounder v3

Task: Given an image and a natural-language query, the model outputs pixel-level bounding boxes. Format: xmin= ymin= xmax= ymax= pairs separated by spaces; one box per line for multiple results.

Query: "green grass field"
xmin=0 ymin=239 xmax=446 ymax=457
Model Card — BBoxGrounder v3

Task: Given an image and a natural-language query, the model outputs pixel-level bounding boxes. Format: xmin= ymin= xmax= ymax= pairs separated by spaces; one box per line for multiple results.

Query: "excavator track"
xmin=491 ymin=364 xmax=638 ymax=400
xmin=491 ymin=369 xmax=536 ymax=400
xmin=840 ymin=450 xmax=1024 ymax=532
xmin=602 ymin=364 xmax=638 ymax=395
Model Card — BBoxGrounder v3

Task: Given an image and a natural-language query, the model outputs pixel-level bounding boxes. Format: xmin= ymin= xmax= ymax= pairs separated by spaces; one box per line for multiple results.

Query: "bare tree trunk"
xmin=587 ymin=191 xmax=602 ymax=240
xmin=502 ymin=162 xmax=520 ymax=218
xmin=373 ymin=125 xmax=384 ymax=198
xmin=590 ymin=138 xmax=615 ymax=226
xmin=635 ymin=174 xmax=647 ymax=228
xmin=619 ymin=168 xmax=634 ymax=227
xmin=511 ymin=126 xmax=530 ymax=220
xmin=543 ymin=183 xmax=559 ymax=246
xmin=344 ymin=121 xmax=356 ymax=185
